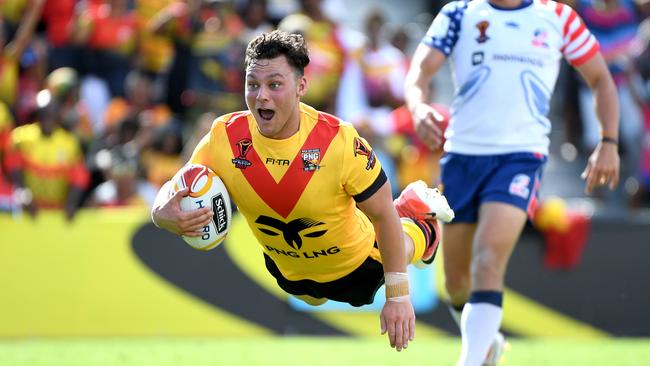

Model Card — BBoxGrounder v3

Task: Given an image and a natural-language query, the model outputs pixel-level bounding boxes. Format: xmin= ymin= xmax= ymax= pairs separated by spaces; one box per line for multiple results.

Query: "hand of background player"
xmin=380 ymin=299 xmax=415 ymax=352
xmin=581 ymin=141 xmax=620 ymax=194
xmin=412 ymin=102 xmax=445 ymax=151
xmin=151 ymin=187 xmax=213 ymax=237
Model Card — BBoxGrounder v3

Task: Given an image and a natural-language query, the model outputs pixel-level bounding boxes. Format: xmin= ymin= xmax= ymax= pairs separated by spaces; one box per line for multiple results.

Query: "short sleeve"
xmin=422 ymin=1 xmax=467 ymax=57
xmin=340 ymin=125 xmax=386 ymax=202
xmin=555 ymin=2 xmax=600 ymax=66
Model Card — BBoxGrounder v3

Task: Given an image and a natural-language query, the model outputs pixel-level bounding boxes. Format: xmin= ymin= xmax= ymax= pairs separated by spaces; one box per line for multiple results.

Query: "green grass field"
xmin=1 ymin=337 xmax=649 ymax=366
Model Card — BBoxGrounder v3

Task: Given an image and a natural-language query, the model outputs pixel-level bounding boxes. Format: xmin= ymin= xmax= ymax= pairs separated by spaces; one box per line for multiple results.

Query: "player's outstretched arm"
xmin=357 ymin=181 xmax=415 ymax=352
xmin=404 ymin=44 xmax=447 ymax=150
xmin=151 ymin=180 xmax=213 ymax=237
xmin=575 ymin=53 xmax=621 ymax=193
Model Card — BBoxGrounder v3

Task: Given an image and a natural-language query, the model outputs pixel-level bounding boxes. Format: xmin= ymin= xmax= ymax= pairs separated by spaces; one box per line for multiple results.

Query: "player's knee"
xmin=294 ymin=295 xmax=328 ymax=306
xmin=471 ymin=252 xmax=505 ymax=283
xmin=445 ymin=273 xmax=470 ymax=298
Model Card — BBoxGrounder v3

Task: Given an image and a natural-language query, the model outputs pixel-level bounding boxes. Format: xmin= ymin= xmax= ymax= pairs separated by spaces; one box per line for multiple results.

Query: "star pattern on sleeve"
xmin=423 ymin=0 xmax=469 ymax=56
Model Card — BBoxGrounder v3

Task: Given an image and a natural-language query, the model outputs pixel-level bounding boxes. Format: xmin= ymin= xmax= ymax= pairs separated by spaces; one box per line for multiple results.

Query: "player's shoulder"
xmin=207 ymin=110 xmax=251 ymax=137
xmin=214 ymin=110 xmax=251 ymax=127
xmin=11 ymin=122 xmax=41 ymax=144
xmin=300 ymin=102 xmax=345 ymax=130
xmin=301 ymin=103 xmax=362 ymax=147
xmin=52 ymin=126 xmax=81 ymax=147
xmin=438 ymin=0 xmax=472 ymax=17
xmin=531 ymin=0 xmax=576 ymax=19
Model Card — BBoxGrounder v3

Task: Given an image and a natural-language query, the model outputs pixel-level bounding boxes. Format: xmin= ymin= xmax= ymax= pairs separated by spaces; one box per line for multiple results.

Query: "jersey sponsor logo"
xmin=301 ymin=148 xmax=321 ymax=171
xmin=353 ymin=137 xmax=376 ymax=170
xmin=265 ymin=158 xmax=290 ymax=166
xmin=532 ymin=28 xmax=549 ymax=48
xmin=509 ymin=174 xmax=531 ymax=199
xmin=475 ymin=21 xmax=490 ymax=43
xmin=255 ymin=215 xmax=328 ymax=250
xmin=493 ymin=54 xmax=544 ymax=67
xmin=264 ymin=244 xmax=341 ymax=259
xmin=232 ymin=138 xmax=253 ymax=169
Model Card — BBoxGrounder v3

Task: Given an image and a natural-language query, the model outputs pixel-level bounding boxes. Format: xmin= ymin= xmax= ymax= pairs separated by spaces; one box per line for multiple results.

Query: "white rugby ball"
xmin=171 ymin=164 xmax=232 ymax=251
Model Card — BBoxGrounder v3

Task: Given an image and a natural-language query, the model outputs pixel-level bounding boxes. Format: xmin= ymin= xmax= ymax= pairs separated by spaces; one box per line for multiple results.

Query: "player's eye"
xmin=269 ymin=82 xmax=281 ymax=89
xmin=247 ymin=82 xmax=259 ymax=90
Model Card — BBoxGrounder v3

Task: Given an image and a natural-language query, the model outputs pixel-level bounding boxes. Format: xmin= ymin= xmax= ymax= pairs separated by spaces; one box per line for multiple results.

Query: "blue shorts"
xmin=440 ymin=152 xmax=547 ymax=223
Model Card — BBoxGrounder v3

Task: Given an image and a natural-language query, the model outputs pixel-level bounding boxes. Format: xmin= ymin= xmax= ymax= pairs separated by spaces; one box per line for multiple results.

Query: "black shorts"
xmin=264 ymin=253 xmax=385 ymax=307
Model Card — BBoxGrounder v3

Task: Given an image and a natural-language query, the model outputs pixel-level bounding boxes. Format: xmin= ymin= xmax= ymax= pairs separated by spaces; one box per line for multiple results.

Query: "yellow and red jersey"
xmin=5 ymin=123 xmax=89 ymax=208
xmin=302 ymin=21 xmax=345 ymax=109
xmin=190 ymin=103 xmax=385 ymax=282
xmin=0 ymin=56 xmax=19 ymax=108
xmin=0 ymin=102 xmax=15 ymax=200
xmin=82 ymin=3 xmax=139 ymax=55
xmin=0 ymin=0 xmax=28 ymax=25
xmin=0 ymin=102 xmax=13 ymax=154
xmin=136 ymin=0 xmax=174 ymax=73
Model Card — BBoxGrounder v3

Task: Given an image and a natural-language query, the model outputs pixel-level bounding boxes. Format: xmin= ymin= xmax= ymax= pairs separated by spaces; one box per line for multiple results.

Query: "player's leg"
xmin=457 ymin=202 xmax=526 ymax=366
xmin=442 ymin=222 xmax=476 ymax=323
xmin=394 ymin=180 xmax=455 ymax=265
xmin=435 ymin=153 xmax=482 ymax=327
xmin=442 ymin=224 xmax=510 ymax=366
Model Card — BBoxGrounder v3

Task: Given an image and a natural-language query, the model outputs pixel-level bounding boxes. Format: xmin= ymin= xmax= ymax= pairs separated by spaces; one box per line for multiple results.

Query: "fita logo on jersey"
xmin=532 ymin=28 xmax=549 ymax=48
xmin=301 ymin=148 xmax=321 ymax=171
xmin=475 ymin=21 xmax=490 ymax=43
xmin=232 ymin=138 xmax=253 ymax=169
xmin=353 ymin=137 xmax=376 ymax=170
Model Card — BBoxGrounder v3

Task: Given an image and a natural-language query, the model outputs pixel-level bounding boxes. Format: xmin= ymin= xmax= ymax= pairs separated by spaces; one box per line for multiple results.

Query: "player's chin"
xmin=257 ymin=124 xmax=277 ymax=137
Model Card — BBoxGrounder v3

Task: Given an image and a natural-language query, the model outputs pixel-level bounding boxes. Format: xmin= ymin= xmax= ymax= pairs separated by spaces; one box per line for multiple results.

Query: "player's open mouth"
xmin=258 ymin=109 xmax=275 ymax=120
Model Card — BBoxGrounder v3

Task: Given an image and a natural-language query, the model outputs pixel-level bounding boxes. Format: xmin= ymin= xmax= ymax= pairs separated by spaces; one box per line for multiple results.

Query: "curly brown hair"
xmin=245 ymin=30 xmax=310 ymax=76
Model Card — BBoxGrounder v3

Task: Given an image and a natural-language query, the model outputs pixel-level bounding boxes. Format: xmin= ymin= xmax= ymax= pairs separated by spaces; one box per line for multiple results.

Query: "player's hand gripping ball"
xmin=172 ymin=164 xmax=232 ymax=250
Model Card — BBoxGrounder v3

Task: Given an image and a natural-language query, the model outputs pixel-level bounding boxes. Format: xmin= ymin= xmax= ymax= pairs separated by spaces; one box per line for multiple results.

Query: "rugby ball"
xmin=171 ymin=164 xmax=232 ymax=251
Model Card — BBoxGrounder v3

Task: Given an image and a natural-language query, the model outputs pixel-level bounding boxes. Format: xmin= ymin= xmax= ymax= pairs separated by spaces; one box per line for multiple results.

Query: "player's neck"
xmin=489 ymin=0 xmax=525 ymax=8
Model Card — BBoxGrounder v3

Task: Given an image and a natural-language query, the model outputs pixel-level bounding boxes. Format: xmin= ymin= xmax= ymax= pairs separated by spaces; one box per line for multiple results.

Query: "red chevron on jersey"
xmin=226 ymin=114 xmax=339 ymax=218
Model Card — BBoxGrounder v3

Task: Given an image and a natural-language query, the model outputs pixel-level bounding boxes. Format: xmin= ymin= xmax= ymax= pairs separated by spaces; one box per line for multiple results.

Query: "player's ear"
xmin=297 ymin=75 xmax=307 ymax=97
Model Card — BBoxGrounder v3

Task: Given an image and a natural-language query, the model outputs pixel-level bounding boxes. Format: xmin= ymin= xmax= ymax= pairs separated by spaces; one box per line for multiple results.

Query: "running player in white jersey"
xmin=405 ymin=0 xmax=620 ymax=365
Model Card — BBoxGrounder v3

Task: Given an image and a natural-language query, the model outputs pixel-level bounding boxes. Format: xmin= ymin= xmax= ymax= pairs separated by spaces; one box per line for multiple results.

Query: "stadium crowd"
xmin=0 ymin=0 xmax=648 ymax=220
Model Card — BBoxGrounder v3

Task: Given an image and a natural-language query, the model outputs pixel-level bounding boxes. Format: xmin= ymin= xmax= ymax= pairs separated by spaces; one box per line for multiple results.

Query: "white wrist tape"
xmin=385 ymin=272 xmax=409 ymax=302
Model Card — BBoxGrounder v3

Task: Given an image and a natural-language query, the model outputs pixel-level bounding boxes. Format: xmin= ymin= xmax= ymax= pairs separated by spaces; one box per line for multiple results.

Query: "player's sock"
xmin=448 ymin=302 xmax=464 ymax=328
xmin=411 ymin=218 xmax=439 ymax=261
xmin=457 ymin=291 xmax=503 ymax=366
xmin=400 ymin=218 xmax=438 ymax=264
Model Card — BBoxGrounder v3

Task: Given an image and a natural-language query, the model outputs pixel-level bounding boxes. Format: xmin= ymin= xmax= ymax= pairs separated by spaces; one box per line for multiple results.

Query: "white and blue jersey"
xmin=423 ymin=0 xmax=599 ymax=221
xmin=424 ymin=0 xmax=599 ymax=155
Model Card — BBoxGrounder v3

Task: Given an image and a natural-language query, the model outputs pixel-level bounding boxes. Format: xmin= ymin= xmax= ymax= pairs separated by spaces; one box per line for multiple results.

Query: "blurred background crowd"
xmin=0 ymin=0 xmax=648 ymax=222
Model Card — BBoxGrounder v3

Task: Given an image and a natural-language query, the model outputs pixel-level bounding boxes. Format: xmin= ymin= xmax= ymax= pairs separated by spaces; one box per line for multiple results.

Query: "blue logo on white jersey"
xmin=453 ymin=66 xmax=491 ymax=111
xmin=521 ymin=70 xmax=551 ymax=128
